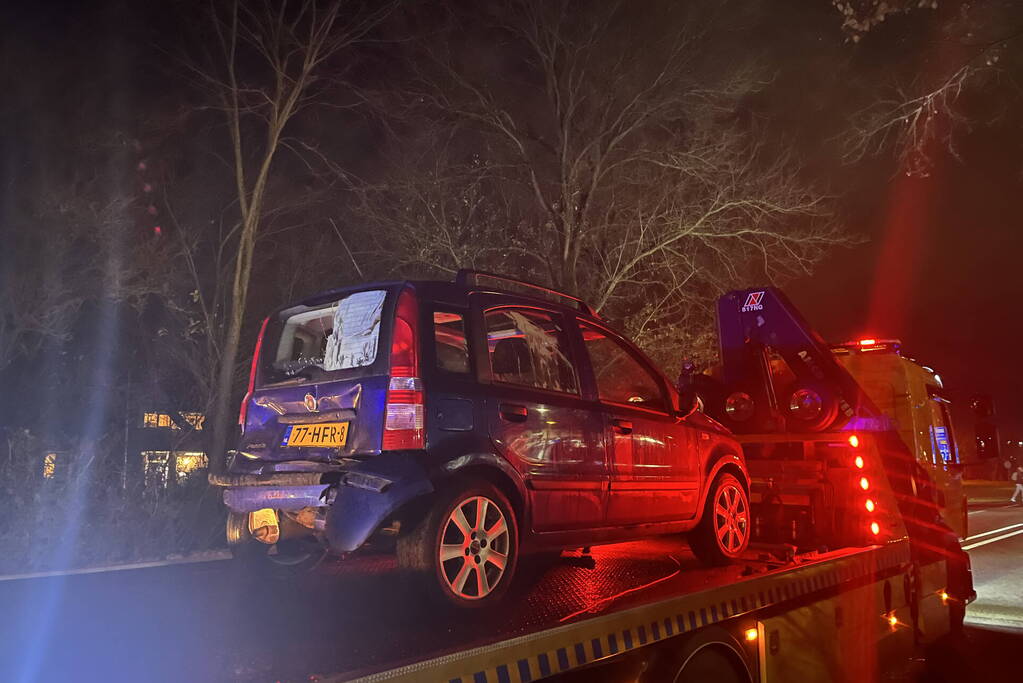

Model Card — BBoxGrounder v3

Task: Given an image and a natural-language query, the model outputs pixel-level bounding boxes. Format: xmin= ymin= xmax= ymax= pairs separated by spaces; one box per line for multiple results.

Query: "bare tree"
xmin=831 ymin=0 xmax=1023 ymax=176
xmin=181 ymin=0 xmax=392 ymax=469
xmin=358 ymin=0 xmax=852 ymax=365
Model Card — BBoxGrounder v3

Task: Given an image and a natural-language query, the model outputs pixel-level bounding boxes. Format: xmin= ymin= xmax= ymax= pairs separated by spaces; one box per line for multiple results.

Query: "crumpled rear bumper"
xmin=210 ymin=472 xmax=330 ymax=513
xmin=210 ymin=454 xmax=435 ymax=553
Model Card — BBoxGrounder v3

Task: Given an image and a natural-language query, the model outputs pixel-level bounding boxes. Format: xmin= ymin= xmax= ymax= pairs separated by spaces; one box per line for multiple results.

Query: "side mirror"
xmin=676 ymin=359 xmax=699 ymax=417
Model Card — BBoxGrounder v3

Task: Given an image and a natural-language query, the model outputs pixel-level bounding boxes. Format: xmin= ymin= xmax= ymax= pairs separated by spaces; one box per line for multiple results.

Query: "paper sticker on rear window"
xmin=268 ymin=289 xmax=386 ymax=381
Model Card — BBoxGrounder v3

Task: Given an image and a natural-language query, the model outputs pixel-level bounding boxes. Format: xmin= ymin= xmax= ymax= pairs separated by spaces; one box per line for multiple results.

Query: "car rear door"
xmin=473 ymin=296 xmax=609 ymax=532
xmin=576 ymin=320 xmax=700 ymax=526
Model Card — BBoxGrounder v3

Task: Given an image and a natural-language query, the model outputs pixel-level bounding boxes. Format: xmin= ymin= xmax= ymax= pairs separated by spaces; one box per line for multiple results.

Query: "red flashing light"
xmin=859 ymin=339 xmax=877 ymax=346
xmin=383 ymin=288 xmax=424 ymax=450
xmin=238 ymin=316 xmax=271 ymax=433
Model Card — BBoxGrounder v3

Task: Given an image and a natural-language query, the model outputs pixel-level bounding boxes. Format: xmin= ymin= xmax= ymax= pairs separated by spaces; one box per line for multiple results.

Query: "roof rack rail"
xmin=455 ymin=269 xmax=597 ymax=317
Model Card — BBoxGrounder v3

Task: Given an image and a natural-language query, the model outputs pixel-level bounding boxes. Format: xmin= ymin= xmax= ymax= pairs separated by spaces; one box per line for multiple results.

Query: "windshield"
xmin=261 ymin=289 xmax=387 ymax=385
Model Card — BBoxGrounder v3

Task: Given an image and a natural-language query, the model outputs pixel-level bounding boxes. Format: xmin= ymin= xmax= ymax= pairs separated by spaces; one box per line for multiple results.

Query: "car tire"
xmin=397 ymin=479 xmax=519 ymax=609
xmin=689 ymin=472 xmax=751 ymax=566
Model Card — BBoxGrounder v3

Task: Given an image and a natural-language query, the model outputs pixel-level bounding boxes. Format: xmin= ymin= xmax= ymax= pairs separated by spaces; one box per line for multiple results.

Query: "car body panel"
xmin=220 ymin=277 xmax=748 ymax=558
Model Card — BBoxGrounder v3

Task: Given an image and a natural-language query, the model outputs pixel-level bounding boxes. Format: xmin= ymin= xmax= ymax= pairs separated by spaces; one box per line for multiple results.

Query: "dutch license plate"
xmin=285 ymin=422 xmax=349 ymax=447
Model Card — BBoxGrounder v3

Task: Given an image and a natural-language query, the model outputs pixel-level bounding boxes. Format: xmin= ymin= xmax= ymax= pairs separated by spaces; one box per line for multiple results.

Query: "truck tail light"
xmin=848 ymin=434 xmax=860 ymax=448
xmin=865 ymin=499 xmax=875 ymax=512
xmin=238 ymin=316 xmax=270 ymax=435
xmin=859 ymin=477 xmax=870 ymax=491
xmin=871 ymin=521 xmax=881 ymax=535
xmin=383 ymin=289 xmax=424 ymax=450
xmin=854 ymin=455 xmax=864 ymax=469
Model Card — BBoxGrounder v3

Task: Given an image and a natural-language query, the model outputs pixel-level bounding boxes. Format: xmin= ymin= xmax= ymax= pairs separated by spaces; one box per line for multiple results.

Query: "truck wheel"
xmin=689 ymin=473 xmax=750 ymax=566
xmin=397 ymin=479 xmax=519 ymax=609
xmin=643 ymin=645 xmax=749 ymax=683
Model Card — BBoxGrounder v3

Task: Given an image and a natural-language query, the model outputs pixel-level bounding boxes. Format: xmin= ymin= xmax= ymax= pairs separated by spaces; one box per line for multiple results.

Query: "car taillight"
xmin=238 ymin=316 xmax=270 ymax=435
xmin=383 ymin=289 xmax=424 ymax=450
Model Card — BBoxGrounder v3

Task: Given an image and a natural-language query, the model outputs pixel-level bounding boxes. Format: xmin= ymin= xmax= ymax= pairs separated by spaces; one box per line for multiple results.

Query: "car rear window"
xmin=262 ymin=289 xmax=387 ymax=384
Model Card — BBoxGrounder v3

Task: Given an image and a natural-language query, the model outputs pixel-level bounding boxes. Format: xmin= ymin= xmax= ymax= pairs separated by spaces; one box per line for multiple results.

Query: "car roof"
xmin=289 ymin=278 xmax=600 ymax=322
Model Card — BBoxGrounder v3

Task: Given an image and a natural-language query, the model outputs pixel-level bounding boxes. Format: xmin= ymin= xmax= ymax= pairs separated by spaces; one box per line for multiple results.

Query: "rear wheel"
xmin=397 ymin=479 xmax=519 ymax=608
xmin=689 ymin=473 xmax=750 ymax=566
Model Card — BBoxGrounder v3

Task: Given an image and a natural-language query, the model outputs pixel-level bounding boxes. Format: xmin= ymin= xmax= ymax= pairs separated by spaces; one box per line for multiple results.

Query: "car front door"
xmin=475 ymin=299 xmax=608 ymax=532
xmin=577 ymin=320 xmax=700 ymax=526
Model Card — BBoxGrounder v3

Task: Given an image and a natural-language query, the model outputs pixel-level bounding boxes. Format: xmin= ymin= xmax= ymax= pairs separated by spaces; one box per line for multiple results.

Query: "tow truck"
xmin=310 ymin=286 xmax=973 ymax=683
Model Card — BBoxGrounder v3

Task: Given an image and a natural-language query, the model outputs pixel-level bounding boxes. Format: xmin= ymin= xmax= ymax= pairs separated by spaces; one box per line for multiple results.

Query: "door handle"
xmin=611 ymin=418 xmax=633 ymax=434
xmin=499 ymin=403 xmax=528 ymax=422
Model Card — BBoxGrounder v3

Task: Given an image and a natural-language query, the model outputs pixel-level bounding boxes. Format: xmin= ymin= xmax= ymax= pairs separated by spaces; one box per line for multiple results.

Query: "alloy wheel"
xmin=438 ymin=495 xmax=510 ymax=600
xmin=713 ymin=483 xmax=749 ymax=554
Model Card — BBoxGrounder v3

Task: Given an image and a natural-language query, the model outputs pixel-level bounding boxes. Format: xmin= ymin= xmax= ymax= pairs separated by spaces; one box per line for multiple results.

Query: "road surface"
xmin=963 ymin=499 xmax=1023 ymax=630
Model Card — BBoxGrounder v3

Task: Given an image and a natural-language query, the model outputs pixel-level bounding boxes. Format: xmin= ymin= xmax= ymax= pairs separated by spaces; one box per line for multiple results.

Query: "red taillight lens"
xmin=238 ymin=316 xmax=271 ymax=434
xmin=383 ymin=289 xmax=424 ymax=450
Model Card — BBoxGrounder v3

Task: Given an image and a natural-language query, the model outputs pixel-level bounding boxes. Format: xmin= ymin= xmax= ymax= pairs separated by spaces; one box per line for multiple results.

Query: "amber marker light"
xmin=848 ymin=434 xmax=860 ymax=448
xmin=744 ymin=628 xmax=759 ymax=642
xmin=870 ymin=521 xmax=881 ymax=535
xmin=940 ymin=591 xmax=949 ymax=604
xmin=865 ymin=499 xmax=876 ymax=512
xmin=888 ymin=613 xmax=899 ymax=627
xmin=860 ymin=477 xmax=870 ymax=490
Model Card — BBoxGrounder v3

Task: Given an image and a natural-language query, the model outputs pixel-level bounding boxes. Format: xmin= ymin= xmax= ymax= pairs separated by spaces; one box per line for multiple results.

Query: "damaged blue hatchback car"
xmin=212 ymin=270 xmax=749 ymax=608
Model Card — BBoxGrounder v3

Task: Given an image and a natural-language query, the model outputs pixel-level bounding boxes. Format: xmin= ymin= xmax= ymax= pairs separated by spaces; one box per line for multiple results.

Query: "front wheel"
xmin=689 ymin=472 xmax=750 ymax=566
xmin=397 ymin=480 xmax=519 ymax=608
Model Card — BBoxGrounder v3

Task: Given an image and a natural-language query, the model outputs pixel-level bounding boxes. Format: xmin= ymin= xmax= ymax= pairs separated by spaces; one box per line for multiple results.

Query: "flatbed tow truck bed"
xmin=319 ymin=537 xmax=912 ymax=683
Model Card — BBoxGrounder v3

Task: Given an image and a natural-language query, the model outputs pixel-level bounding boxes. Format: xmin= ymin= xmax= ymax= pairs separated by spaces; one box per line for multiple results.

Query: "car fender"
xmin=436 ymin=451 xmax=529 ymax=520
xmin=323 ymin=454 xmax=434 ymax=553
xmin=697 ymin=443 xmax=749 ymax=513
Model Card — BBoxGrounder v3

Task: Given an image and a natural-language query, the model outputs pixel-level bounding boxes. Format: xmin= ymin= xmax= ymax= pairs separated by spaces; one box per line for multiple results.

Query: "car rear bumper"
xmin=212 ymin=453 xmax=435 ymax=553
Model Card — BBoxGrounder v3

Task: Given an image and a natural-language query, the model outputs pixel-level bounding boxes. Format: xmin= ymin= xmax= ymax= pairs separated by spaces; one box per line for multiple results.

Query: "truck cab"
xmin=832 ymin=339 xmax=966 ymax=538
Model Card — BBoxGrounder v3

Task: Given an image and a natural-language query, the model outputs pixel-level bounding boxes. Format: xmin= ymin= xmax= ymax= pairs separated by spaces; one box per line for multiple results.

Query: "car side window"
xmin=579 ymin=322 xmax=667 ymax=412
xmin=484 ymin=308 xmax=578 ymax=394
xmin=433 ymin=311 xmax=471 ymax=373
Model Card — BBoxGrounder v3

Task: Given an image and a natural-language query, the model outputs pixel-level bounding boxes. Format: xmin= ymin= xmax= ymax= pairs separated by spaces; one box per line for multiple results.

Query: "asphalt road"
xmin=962 ymin=500 xmax=1023 ymax=630
xmin=0 ymin=503 xmax=1020 ymax=683
xmin=912 ymin=498 xmax=1023 ymax=683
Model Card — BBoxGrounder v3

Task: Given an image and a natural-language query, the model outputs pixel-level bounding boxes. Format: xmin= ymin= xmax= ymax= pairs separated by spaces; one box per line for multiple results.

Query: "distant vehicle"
xmin=212 ymin=271 xmax=750 ymax=607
